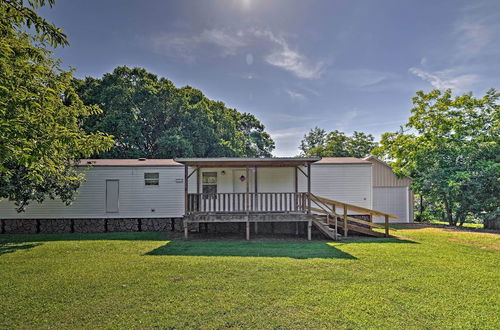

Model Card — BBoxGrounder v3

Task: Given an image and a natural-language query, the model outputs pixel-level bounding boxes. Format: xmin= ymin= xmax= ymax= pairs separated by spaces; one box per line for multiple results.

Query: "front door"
xmin=233 ymin=169 xmax=248 ymax=193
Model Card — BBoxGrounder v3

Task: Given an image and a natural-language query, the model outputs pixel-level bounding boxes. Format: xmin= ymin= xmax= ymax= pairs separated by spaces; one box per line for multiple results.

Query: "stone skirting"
xmin=0 ymin=218 xmax=180 ymax=235
xmin=0 ymin=218 xmax=313 ymax=235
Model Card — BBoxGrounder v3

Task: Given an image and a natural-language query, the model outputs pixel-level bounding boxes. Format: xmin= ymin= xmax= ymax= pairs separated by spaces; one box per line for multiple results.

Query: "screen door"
xmin=106 ymin=180 xmax=119 ymax=213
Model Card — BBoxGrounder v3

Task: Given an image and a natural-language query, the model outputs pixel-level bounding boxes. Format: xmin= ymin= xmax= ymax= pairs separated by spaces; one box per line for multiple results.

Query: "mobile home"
xmin=0 ymin=157 xmax=412 ymax=239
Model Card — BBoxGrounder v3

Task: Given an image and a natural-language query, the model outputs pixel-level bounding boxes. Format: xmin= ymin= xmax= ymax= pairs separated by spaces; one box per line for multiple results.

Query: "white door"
xmin=106 ymin=180 xmax=119 ymax=213
xmin=373 ymin=187 xmax=409 ymax=223
xmin=232 ymin=169 xmax=248 ymax=193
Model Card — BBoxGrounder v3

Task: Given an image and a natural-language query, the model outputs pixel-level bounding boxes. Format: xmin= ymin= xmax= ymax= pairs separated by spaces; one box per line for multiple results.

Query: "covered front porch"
xmin=174 ymin=157 xmax=320 ymax=240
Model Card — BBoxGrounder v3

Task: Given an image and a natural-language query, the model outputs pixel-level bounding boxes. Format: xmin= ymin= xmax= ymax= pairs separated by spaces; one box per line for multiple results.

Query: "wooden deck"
xmin=183 ymin=192 xmax=397 ymax=241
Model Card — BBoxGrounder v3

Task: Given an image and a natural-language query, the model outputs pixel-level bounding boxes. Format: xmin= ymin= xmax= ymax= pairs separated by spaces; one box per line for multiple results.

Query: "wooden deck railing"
xmin=187 ymin=192 xmax=309 ymax=214
xmin=308 ymin=193 xmax=397 ymax=237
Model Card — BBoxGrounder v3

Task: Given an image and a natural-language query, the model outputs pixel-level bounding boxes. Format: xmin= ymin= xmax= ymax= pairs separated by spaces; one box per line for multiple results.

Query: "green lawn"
xmin=0 ymin=227 xmax=499 ymax=329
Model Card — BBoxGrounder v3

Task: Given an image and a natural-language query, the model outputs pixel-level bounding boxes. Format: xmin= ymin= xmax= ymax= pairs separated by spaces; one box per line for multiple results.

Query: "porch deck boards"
xmin=184 ymin=212 xmax=311 ymax=223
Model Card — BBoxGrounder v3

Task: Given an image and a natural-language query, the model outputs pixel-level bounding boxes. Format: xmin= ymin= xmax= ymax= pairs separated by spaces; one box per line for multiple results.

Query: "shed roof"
xmin=315 ymin=157 xmax=371 ymax=165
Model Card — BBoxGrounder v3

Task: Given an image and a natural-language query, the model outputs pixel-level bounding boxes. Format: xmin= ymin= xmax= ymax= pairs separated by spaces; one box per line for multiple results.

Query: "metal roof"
xmin=77 ymin=159 xmax=181 ymax=167
xmin=316 ymin=157 xmax=371 ymax=165
xmin=77 ymin=157 xmax=370 ymax=167
xmin=173 ymin=157 xmax=321 ymax=167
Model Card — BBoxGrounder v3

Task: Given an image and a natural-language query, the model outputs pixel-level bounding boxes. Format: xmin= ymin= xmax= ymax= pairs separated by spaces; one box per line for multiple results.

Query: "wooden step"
xmin=336 ymin=219 xmax=387 ymax=238
xmin=312 ymin=220 xmax=338 ymax=240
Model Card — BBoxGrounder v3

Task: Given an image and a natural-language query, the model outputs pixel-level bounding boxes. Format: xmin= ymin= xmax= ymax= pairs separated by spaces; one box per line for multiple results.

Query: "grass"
xmin=0 ymin=228 xmax=499 ymax=329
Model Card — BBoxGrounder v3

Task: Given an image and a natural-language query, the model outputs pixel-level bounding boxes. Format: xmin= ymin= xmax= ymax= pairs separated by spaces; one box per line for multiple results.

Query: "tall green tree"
xmin=299 ymin=127 xmax=377 ymax=158
xmin=374 ymin=89 xmax=499 ymax=226
xmin=76 ymin=66 xmax=275 ymax=158
xmin=0 ymin=0 xmax=114 ymax=210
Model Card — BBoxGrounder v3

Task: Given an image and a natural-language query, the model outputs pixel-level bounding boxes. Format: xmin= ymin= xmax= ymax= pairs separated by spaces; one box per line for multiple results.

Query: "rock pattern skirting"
xmin=0 ymin=218 xmax=180 ymax=234
xmin=1 ymin=218 xmax=311 ymax=235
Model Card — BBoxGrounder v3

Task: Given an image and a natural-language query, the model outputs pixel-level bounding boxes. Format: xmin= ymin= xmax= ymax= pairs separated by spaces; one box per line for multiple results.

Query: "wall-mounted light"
xmin=221 ymin=170 xmax=226 ymax=175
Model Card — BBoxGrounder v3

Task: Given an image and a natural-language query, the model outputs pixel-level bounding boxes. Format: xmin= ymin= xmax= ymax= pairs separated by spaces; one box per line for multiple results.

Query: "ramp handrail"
xmin=308 ymin=193 xmax=396 ymax=237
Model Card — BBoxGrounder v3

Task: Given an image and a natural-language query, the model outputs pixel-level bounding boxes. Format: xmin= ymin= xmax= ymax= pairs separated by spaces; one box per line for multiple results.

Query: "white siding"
xmin=0 ymin=166 xmax=186 ymax=219
xmin=193 ymin=167 xmax=293 ymax=193
xmin=373 ymin=187 xmax=410 ymax=223
xmin=299 ymin=164 xmax=373 ymax=209
xmin=256 ymin=168 xmax=294 ymax=192
xmin=0 ymin=163 xmax=375 ymax=219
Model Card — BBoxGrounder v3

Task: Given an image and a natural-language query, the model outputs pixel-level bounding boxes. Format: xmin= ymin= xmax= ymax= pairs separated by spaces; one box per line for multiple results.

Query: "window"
xmin=144 ymin=172 xmax=159 ymax=186
xmin=202 ymin=172 xmax=217 ymax=195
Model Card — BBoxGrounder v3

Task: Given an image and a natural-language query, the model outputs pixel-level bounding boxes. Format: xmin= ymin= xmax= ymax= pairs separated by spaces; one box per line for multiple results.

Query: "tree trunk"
xmin=443 ymin=197 xmax=455 ymax=226
xmin=417 ymin=194 xmax=425 ymax=222
xmin=458 ymin=212 xmax=467 ymax=227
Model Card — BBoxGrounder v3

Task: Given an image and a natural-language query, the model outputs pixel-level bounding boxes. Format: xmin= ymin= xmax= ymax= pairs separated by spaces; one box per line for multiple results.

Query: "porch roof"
xmin=174 ymin=157 xmax=321 ymax=167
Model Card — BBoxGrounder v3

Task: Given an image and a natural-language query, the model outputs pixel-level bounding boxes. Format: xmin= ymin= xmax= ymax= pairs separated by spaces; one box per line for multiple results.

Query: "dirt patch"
xmin=449 ymin=238 xmax=500 ymax=250
xmin=397 ymin=223 xmax=500 ymax=234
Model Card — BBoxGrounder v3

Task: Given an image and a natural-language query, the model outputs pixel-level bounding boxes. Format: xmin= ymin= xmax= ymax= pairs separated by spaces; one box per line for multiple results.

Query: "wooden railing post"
xmin=385 ymin=215 xmax=389 ymax=237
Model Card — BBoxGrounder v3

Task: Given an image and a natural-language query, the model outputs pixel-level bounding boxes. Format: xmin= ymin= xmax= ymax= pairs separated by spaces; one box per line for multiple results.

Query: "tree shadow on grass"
xmin=0 ymin=232 xmax=168 ymax=244
xmin=0 ymin=242 xmax=42 ymax=256
xmin=339 ymin=237 xmax=419 ymax=244
xmin=146 ymin=241 xmax=357 ymax=259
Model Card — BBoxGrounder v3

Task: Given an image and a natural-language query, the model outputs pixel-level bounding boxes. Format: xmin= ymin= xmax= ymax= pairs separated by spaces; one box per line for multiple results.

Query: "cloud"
xmin=409 ymin=67 xmax=479 ymax=92
xmin=452 ymin=1 xmax=500 ymax=60
xmin=455 ymin=23 xmax=492 ymax=58
xmin=335 ymin=110 xmax=360 ymax=132
xmin=152 ymin=27 xmax=326 ymax=79
xmin=268 ymin=127 xmax=307 ymax=156
xmin=152 ymin=28 xmax=246 ymax=61
xmin=335 ymin=69 xmax=398 ymax=89
xmin=285 ymin=89 xmax=306 ymax=101
xmin=199 ymin=29 xmax=247 ymax=56
xmin=253 ymin=29 xmax=325 ymax=79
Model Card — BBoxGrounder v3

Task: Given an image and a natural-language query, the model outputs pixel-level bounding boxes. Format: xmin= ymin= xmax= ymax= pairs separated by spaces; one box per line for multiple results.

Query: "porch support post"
xmin=196 ymin=166 xmax=200 ymax=194
xmin=184 ymin=219 xmax=188 ymax=240
xmin=307 ymin=163 xmax=311 ymax=214
xmin=184 ymin=165 xmax=188 ymax=215
xmin=385 ymin=215 xmax=389 ymax=237
xmin=343 ymin=204 xmax=348 ymax=237
xmin=307 ymin=220 xmax=312 ymax=240
xmin=254 ymin=166 xmax=258 ymax=234
xmin=184 ymin=164 xmax=188 ymax=240
xmin=246 ymin=165 xmax=250 ymax=240
xmin=334 ymin=216 xmax=338 ymax=240
xmin=294 ymin=166 xmax=298 ymax=211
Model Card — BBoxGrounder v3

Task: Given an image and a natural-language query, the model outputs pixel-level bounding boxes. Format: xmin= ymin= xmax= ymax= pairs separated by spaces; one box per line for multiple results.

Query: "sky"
xmin=41 ymin=0 xmax=500 ymax=156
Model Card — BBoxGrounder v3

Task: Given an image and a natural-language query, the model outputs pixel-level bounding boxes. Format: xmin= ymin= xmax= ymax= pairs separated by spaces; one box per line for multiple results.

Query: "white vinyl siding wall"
xmin=1 ymin=163 xmax=374 ymax=219
xmin=365 ymin=157 xmax=413 ymax=223
xmin=373 ymin=187 xmax=410 ymax=223
xmin=299 ymin=164 xmax=373 ymax=209
xmin=194 ymin=167 xmax=294 ymax=193
xmin=0 ymin=166 xmax=187 ymax=219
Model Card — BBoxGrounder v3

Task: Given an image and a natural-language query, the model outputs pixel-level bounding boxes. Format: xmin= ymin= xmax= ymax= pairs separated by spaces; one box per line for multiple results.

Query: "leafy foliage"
xmin=375 ymin=89 xmax=500 ymax=226
xmin=0 ymin=0 xmax=114 ymax=210
xmin=299 ymin=127 xmax=377 ymax=158
xmin=76 ymin=66 xmax=275 ymax=158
